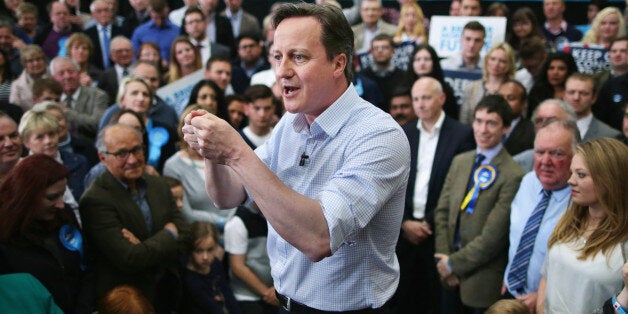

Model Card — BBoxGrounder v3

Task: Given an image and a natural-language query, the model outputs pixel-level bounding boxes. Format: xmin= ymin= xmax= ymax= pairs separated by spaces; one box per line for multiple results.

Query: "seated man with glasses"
xmin=80 ymin=123 xmax=188 ymax=312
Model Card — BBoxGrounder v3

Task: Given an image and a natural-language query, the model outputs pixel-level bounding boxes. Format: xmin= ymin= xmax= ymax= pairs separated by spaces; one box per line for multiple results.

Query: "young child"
xmin=181 ymin=222 xmax=242 ymax=314
xmin=163 ymin=176 xmax=184 ymax=212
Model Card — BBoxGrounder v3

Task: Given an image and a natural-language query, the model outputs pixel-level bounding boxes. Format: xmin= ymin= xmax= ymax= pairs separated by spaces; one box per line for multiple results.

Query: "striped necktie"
xmin=507 ymin=189 xmax=552 ymax=293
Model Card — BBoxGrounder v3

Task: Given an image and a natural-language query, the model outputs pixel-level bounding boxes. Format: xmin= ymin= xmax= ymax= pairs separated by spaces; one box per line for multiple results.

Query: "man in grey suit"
xmin=351 ymin=0 xmax=396 ymax=54
xmin=51 ymin=56 xmax=109 ymax=143
xmin=221 ymin=0 xmax=261 ymax=38
xmin=98 ymin=36 xmax=135 ymax=102
xmin=563 ymin=73 xmax=620 ymax=141
xmin=80 ymin=124 xmax=187 ymax=309
xmin=434 ymin=95 xmax=525 ymax=313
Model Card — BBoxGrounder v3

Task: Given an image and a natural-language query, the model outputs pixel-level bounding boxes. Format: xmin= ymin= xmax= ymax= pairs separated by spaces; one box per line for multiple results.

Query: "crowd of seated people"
xmin=0 ymin=0 xmax=627 ymax=313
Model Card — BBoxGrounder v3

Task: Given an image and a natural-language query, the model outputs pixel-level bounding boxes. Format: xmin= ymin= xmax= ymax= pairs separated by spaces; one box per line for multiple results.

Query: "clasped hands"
xmin=434 ymin=253 xmax=460 ymax=288
xmin=181 ymin=109 xmax=245 ymax=165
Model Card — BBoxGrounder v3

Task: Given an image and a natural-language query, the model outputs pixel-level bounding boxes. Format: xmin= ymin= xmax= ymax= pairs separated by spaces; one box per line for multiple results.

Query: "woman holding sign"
xmin=459 ymin=42 xmax=516 ymax=125
xmin=0 ymin=154 xmax=94 ymax=313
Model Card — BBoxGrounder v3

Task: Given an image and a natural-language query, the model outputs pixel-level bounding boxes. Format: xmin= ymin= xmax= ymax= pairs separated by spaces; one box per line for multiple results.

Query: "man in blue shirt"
xmin=502 ymin=119 xmax=578 ymax=312
xmin=131 ymin=0 xmax=180 ymax=64
xmin=182 ymin=3 xmax=410 ymax=312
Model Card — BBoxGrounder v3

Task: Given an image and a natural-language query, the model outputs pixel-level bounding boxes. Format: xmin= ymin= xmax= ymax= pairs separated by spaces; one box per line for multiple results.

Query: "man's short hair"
xmin=205 ymin=55 xmax=231 ymax=70
xmin=531 ymin=98 xmax=578 ymax=123
xmin=237 ymin=32 xmax=262 ymax=45
xmin=474 ymin=94 xmax=513 ymax=127
xmin=567 ymin=73 xmax=597 ymax=94
xmin=371 ymin=33 xmax=394 ymax=47
xmin=519 ymin=37 xmax=547 ymax=60
xmin=16 ymin=2 xmax=38 ymax=19
xmin=183 ymin=6 xmax=205 ymax=20
xmin=390 ymin=85 xmax=411 ymax=99
xmin=538 ymin=119 xmax=581 ymax=148
xmin=225 ymin=94 xmax=249 ymax=104
xmin=610 ymin=35 xmax=628 ymax=48
xmin=0 ymin=21 xmax=12 ymax=33
xmin=96 ymin=124 xmax=143 ymax=153
xmin=33 ymin=78 xmax=63 ymax=98
xmin=244 ymin=84 xmax=274 ymax=103
xmin=272 ymin=2 xmax=355 ymax=83
xmin=500 ymin=79 xmax=528 ymax=103
xmin=49 ymin=56 xmax=80 ymax=76
xmin=162 ymin=176 xmax=183 ymax=189
xmin=463 ymin=21 xmax=486 ymax=36
xmin=148 ymin=0 xmax=167 ymax=12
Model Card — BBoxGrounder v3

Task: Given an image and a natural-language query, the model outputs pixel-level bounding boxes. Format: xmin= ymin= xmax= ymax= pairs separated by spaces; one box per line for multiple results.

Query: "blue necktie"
xmin=507 ymin=189 xmax=552 ymax=293
xmin=453 ymin=153 xmax=486 ymax=250
xmin=101 ymin=26 xmax=110 ymax=69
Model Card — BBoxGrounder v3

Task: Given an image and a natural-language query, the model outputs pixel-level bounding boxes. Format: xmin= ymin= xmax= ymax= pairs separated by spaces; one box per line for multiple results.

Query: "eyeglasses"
xmin=104 ymin=145 xmax=145 ymax=161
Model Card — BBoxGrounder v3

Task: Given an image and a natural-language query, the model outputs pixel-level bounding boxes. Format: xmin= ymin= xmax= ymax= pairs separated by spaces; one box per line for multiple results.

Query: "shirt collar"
xmin=476 ymin=143 xmax=504 ymax=164
xmin=292 ymin=83 xmax=357 ymax=139
xmin=417 ymin=110 xmax=445 ymax=134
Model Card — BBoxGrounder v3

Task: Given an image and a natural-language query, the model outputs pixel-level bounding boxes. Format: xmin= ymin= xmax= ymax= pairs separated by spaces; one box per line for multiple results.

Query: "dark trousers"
xmin=390 ymin=236 xmax=440 ymax=314
xmin=238 ymin=300 xmax=278 ymax=314
xmin=278 ymin=305 xmax=389 ymax=314
xmin=440 ymin=285 xmax=486 ymax=314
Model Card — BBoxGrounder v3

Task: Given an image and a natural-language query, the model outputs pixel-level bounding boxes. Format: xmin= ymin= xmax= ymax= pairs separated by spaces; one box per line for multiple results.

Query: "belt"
xmin=275 ymin=291 xmax=387 ymax=313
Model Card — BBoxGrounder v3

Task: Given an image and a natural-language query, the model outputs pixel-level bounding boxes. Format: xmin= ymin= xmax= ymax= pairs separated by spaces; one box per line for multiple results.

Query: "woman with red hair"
xmin=0 ymin=154 xmax=94 ymax=313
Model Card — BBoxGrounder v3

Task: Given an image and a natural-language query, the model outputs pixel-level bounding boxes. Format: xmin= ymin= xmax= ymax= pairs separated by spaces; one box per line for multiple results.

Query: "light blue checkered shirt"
xmin=253 ymin=84 xmax=410 ymax=311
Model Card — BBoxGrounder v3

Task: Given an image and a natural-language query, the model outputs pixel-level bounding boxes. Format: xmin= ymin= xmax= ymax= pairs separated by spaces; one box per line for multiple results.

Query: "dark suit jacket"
xmin=79 ymin=170 xmax=188 ymax=300
xmin=504 ymin=118 xmax=535 ymax=156
xmin=83 ymin=24 xmax=124 ymax=70
xmin=122 ymin=12 xmax=150 ymax=39
xmin=434 ymin=148 xmax=524 ymax=308
xmin=220 ymin=10 xmax=260 ymax=38
xmin=402 ymin=116 xmax=475 ymax=227
xmin=97 ymin=68 xmax=119 ymax=104
xmin=215 ymin=15 xmax=236 ymax=56
xmin=231 ymin=59 xmax=270 ymax=95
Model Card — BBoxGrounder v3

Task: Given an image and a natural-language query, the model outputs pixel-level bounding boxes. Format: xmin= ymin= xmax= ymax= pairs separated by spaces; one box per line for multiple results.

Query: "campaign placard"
xmin=561 ymin=43 xmax=610 ymax=74
xmin=428 ymin=16 xmax=507 ymax=59
xmin=156 ymin=70 xmax=205 ymax=116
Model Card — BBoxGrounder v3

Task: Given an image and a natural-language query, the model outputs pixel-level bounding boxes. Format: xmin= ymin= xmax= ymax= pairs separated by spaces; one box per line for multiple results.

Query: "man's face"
xmin=543 ymin=0 xmax=565 ymax=21
xmin=50 ymin=2 xmax=70 ymax=30
xmin=110 ymin=40 xmax=134 ymax=67
xmin=0 ymin=28 xmax=13 ymax=51
xmin=53 ymin=59 xmax=80 ymax=94
xmin=238 ymin=38 xmax=263 ymax=65
xmin=623 ymin=106 xmax=628 ymax=138
xmin=129 ymin=0 xmax=148 ymax=11
xmin=227 ymin=100 xmax=245 ymax=127
xmin=564 ymin=78 xmax=596 ymax=118
xmin=497 ymin=82 xmax=526 ymax=118
xmin=533 ymin=125 xmax=573 ymax=191
xmin=18 ymin=12 xmax=37 ymax=32
xmin=224 ymin=0 xmax=242 ymax=12
xmin=134 ymin=63 xmax=161 ymax=90
xmin=460 ymin=0 xmax=481 ymax=16
xmin=245 ymin=97 xmax=275 ymax=131
xmin=389 ymin=94 xmax=416 ymax=125
xmin=609 ymin=40 xmax=628 ymax=71
xmin=100 ymin=126 xmax=145 ymax=185
xmin=205 ymin=61 xmax=232 ymax=90
xmin=371 ymin=39 xmax=394 ymax=66
xmin=0 ymin=117 xmax=22 ymax=168
xmin=273 ymin=16 xmax=347 ymax=123
xmin=92 ymin=1 xmax=113 ymax=26
xmin=360 ymin=0 xmax=382 ymax=27
xmin=533 ymin=102 xmax=569 ymax=132
xmin=449 ymin=0 xmax=461 ymax=16
xmin=149 ymin=7 xmax=168 ymax=27
xmin=461 ymin=29 xmax=485 ymax=60
xmin=473 ymin=108 xmax=509 ymax=150
xmin=184 ymin=12 xmax=208 ymax=40
xmin=411 ymin=79 xmax=445 ymax=124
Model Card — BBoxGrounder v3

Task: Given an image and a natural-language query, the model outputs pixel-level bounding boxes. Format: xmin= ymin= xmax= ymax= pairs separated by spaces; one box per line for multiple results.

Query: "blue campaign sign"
xmin=429 ymin=16 xmax=507 ymax=60
xmin=561 ymin=43 xmax=610 ymax=74
xmin=443 ymin=70 xmax=482 ymax=106
xmin=356 ymin=41 xmax=417 ymax=72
